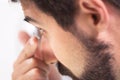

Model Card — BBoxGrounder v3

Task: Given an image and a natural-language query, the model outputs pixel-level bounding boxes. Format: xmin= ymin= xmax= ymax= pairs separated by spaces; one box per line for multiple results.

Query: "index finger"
xmin=15 ymin=37 xmax=38 ymax=65
xmin=18 ymin=31 xmax=30 ymax=45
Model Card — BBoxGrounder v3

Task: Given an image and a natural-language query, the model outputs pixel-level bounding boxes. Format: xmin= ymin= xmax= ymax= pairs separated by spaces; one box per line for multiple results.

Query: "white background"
xmin=0 ymin=1 xmax=72 ymax=80
xmin=0 ymin=0 xmax=23 ymax=80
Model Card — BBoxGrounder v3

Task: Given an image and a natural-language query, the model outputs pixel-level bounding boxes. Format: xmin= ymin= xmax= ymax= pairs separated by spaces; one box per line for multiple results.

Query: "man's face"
xmin=20 ymin=1 xmax=115 ymax=80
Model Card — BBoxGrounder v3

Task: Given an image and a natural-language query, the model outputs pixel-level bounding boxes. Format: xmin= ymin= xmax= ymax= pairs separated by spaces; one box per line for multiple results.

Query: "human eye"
xmin=23 ymin=19 xmax=44 ymax=39
xmin=36 ymin=27 xmax=44 ymax=36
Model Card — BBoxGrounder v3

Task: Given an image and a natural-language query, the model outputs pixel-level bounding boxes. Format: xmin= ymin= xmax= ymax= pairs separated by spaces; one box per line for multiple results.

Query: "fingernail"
xmin=30 ymin=37 xmax=37 ymax=45
xmin=30 ymin=37 xmax=35 ymax=45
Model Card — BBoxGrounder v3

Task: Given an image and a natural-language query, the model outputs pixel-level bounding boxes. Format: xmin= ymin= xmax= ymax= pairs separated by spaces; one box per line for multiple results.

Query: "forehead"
xmin=20 ymin=0 xmax=37 ymax=10
xmin=20 ymin=0 xmax=32 ymax=8
xmin=20 ymin=0 xmax=41 ymax=15
xmin=20 ymin=0 xmax=50 ymax=24
xmin=20 ymin=0 xmax=40 ymax=19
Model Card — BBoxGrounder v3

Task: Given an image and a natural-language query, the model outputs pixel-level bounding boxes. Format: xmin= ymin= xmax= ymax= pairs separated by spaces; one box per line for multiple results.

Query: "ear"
xmin=79 ymin=0 xmax=109 ymax=32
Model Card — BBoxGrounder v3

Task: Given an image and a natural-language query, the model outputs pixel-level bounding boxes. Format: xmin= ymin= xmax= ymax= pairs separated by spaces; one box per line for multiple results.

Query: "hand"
xmin=12 ymin=31 xmax=61 ymax=80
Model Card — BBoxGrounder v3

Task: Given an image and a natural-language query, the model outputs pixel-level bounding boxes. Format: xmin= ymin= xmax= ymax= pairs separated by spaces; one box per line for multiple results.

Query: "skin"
xmin=12 ymin=0 xmax=120 ymax=80
xmin=12 ymin=31 xmax=62 ymax=80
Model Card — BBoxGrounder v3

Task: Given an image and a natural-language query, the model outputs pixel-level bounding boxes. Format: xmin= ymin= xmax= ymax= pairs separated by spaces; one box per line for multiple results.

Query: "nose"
xmin=34 ymin=34 xmax=57 ymax=64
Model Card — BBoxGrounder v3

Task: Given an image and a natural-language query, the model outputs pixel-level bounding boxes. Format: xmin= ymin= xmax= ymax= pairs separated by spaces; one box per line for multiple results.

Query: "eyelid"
xmin=23 ymin=19 xmax=45 ymax=38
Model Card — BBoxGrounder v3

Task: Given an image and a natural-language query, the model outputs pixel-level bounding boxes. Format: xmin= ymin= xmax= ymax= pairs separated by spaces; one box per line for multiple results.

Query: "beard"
xmin=57 ymin=26 xmax=115 ymax=80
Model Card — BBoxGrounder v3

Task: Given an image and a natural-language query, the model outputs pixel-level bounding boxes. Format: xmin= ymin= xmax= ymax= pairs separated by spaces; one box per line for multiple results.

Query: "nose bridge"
xmin=39 ymin=35 xmax=57 ymax=64
xmin=40 ymin=33 xmax=50 ymax=52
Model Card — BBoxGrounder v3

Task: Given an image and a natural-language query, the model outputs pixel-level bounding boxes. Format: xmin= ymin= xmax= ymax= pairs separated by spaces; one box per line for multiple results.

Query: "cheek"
xmin=46 ymin=24 xmax=89 ymax=76
xmin=50 ymin=32 xmax=73 ymax=58
xmin=49 ymin=28 xmax=75 ymax=58
xmin=48 ymin=27 xmax=87 ymax=64
xmin=48 ymin=29 xmax=88 ymax=77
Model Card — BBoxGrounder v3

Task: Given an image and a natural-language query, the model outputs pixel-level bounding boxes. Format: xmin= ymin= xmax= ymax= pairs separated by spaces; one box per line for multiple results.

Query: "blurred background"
xmin=0 ymin=1 xmax=38 ymax=80
xmin=0 ymin=0 xmax=72 ymax=80
xmin=0 ymin=0 xmax=24 ymax=80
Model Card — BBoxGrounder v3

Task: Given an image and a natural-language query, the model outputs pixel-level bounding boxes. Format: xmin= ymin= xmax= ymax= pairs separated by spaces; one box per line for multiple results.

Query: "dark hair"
xmin=11 ymin=0 xmax=120 ymax=28
xmin=33 ymin=0 xmax=78 ymax=29
xmin=11 ymin=0 xmax=78 ymax=29
xmin=107 ymin=0 xmax=120 ymax=9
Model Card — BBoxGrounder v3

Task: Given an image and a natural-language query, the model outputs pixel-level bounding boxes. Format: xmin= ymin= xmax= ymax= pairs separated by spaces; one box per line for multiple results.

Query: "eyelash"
xmin=36 ymin=27 xmax=45 ymax=36
xmin=32 ymin=27 xmax=43 ymax=40
xmin=37 ymin=27 xmax=44 ymax=33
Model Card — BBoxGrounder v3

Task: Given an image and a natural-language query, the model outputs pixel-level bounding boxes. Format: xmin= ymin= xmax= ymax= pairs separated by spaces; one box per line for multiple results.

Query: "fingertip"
xmin=18 ymin=31 xmax=30 ymax=45
xmin=30 ymin=37 xmax=39 ymax=46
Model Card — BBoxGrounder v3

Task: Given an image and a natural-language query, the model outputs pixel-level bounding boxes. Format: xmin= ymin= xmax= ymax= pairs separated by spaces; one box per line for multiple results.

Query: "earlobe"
xmin=79 ymin=0 xmax=109 ymax=32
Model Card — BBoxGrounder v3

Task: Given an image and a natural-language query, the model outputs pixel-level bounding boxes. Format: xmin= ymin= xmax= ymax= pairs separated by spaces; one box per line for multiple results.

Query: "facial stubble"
xmin=58 ymin=27 xmax=115 ymax=80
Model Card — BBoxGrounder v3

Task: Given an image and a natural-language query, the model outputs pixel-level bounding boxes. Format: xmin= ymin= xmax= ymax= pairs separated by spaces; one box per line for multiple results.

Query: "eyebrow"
xmin=24 ymin=16 xmax=47 ymax=30
xmin=24 ymin=16 xmax=38 ymax=23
